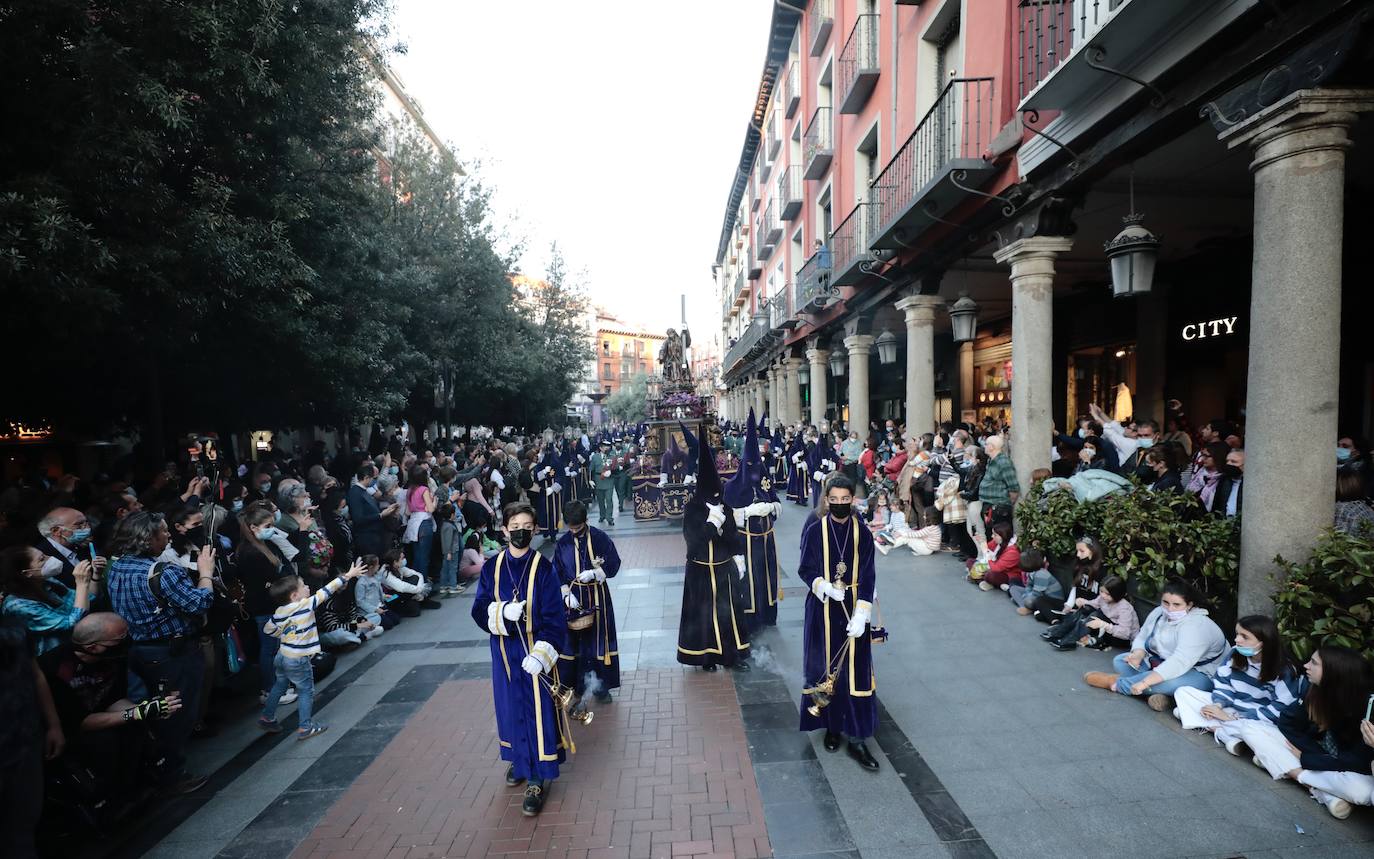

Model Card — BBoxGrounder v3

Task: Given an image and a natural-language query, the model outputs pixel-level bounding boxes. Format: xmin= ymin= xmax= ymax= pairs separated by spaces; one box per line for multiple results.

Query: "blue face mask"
xmin=1235 ymin=644 xmax=1259 ymax=658
xmin=1136 ymin=438 xmax=1154 ymax=449
xmin=1336 ymin=447 xmax=1352 ymax=463
xmin=339 ymin=505 xmax=350 ymax=517
xmin=231 ymin=499 xmax=244 ymax=513
xmin=1077 ymin=428 xmax=1087 ymax=438
xmin=68 ymin=527 xmax=92 ymax=544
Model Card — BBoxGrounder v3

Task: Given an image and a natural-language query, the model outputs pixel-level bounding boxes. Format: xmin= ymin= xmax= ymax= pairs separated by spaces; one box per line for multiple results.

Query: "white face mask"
xmin=40 ymin=555 xmax=65 ymax=578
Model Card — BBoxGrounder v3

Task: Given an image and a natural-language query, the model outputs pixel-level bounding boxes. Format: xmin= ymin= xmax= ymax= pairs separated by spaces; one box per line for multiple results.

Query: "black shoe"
xmin=505 ymin=765 xmax=524 ymax=787
xmin=701 ymin=663 xmax=718 ymax=672
xmin=1052 ymin=641 xmax=1078 ymax=652
xmin=1039 ymin=631 xmax=1056 ymax=641
xmin=847 ymin=741 xmax=880 ymax=771
xmin=521 ymin=781 xmax=546 ymax=816
xmin=823 ymin=731 xmax=842 ymax=752
xmin=730 ymin=660 xmax=751 ymax=672
xmin=593 ymin=690 xmax=612 ymax=703
xmin=419 ymin=598 xmax=442 ymax=610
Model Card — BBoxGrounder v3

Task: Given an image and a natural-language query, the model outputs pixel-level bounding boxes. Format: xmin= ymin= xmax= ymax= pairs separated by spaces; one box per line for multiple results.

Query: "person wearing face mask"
xmin=1083 ymin=580 xmax=1227 ymax=711
xmin=1172 ymin=615 xmax=1304 ymax=755
xmin=236 ymin=505 xmax=296 ymax=706
xmin=33 ymin=506 xmax=103 ymax=589
xmin=1208 ymin=449 xmax=1245 ymax=517
xmin=347 ymin=463 xmax=386 ymax=558
xmin=0 ymin=546 xmax=94 ymax=655
xmin=38 ymin=612 xmax=174 ymax=809
xmin=161 ymin=508 xmax=206 ymax=568
xmin=1087 ymin=402 xmax=1157 ymax=476
xmin=677 ymin=431 xmax=752 ymax=673
xmin=725 ymin=412 xmax=784 ymax=634
xmin=552 ymin=500 xmax=622 ymax=708
xmin=470 ymin=503 xmax=571 ymax=817
xmin=785 ymin=431 xmax=809 ymax=505
xmin=798 ymin=474 xmax=880 ymax=771
xmin=1144 ymin=447 xmax=1182 ymax=492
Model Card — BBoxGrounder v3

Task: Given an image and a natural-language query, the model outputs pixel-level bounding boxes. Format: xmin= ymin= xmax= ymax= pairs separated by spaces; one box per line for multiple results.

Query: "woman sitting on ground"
xmin=1032 ymin=536 xmax=1105 ymax=623
xmin=875 ymin=501 xmax=940 ymax=556
xmin=1083 ymin=579 xmax=1228 ymax=711
xmin=1171 ymin=615 xmax=1304 ymax=755
xmin=1043 ymin=574 xmax=1137 ymax=648
xmin=1237 ymin=646 xmax=1374 ymax=820
xmin=976 ymin=519 xmax=1021 ymax=592
xmin=865 ymin=489 xmax=896 ymax=535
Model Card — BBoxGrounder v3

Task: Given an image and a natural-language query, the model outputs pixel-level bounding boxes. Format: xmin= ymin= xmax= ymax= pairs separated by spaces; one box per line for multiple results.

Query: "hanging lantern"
xmin=1105 ymin=214 xmax=1160 ymax=298
xmin=875 ymin=329 xmax=899 ymax=365
xmin=829 ymin=350 xmax=846 ymax=377
xmin=949 ymin=293 xmax=979 ymax=343
xmin=798 ymin=363 xmax=810 ymax=384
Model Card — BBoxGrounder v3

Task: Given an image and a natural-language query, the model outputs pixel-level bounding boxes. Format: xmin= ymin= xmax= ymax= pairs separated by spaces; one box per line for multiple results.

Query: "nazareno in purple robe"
xmin=552 ymin=525 xmax=622 ymax=695
xmin=797 ymin=512 xmax=878 ymax=739
xmin=471 ymin=548 xmax=571 ymax=781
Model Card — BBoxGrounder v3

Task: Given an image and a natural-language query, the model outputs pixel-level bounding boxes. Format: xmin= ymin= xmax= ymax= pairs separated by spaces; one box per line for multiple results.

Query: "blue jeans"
xmin=262 ymin=653 xmax=317 ymax=728
xmin=1111 ymin=652 xmax=1214 ymax=697
xmin=408 ymin=519 xmax=434 ymax=580
xmin=254 ymin=614 xmax=281 ymax=694
xmin=439 ymin=555 xmax=459 ymax=589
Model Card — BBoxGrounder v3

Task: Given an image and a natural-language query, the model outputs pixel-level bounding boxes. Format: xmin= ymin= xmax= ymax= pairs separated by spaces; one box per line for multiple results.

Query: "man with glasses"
xmin=33 ymin=507 xmax=101 ymax=588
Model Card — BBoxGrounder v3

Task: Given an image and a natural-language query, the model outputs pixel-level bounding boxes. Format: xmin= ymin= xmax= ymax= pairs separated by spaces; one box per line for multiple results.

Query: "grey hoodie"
xmin=1131 ymin=605 xmax=1228 ymax=682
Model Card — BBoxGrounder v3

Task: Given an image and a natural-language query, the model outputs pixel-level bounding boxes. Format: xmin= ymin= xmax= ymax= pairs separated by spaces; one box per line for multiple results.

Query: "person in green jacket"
xmin=614 ymin=438 xmax=634 ymax=514
xmin=589 ymin=439 xmax=616 ymax=526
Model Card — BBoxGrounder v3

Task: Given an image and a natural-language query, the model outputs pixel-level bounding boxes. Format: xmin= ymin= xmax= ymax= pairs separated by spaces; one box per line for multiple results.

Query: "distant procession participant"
xmin=552 ymin=500 xmax=622 ymax=711
xmin=561 ymin=439 xmax=586 ymax=517
xmin=470 ymin=503 xmax=571 ymax=817
xmin=589 ymin=438 xmax=617 ymax=527
xmin=799 ymin=473 xmax=881 ymax=771
xmin=785 ymin=432 xmax=808 ymax=505
xmin=676 ymin=431 xmax=751 ymax=672
xmin=614 ymin=437 xmax=634 ymax=515
xmin=724 ymin=410 xmax=782 ymax=633
xmin=531 ymin=447 xmax=563 ymax=541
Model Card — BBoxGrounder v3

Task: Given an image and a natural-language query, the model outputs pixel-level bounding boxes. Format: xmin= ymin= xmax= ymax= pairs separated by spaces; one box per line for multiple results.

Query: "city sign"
xmin=1181 ymin=316 xmax=1239 ymax=341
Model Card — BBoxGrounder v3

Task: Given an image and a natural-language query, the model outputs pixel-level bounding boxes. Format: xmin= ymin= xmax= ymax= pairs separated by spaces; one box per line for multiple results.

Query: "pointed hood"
xmin=678 ymin=421 xmax=700 ymax=476
xmin=724 ymin=409 xmax=773 ymax=507
xmin=690 ymin=422 xmax=723 ymax=500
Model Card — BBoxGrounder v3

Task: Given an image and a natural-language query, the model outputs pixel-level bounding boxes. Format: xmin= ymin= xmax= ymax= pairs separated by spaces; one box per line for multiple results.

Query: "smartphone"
xmin=1366 ymin=693 xmax=1373 ymax=722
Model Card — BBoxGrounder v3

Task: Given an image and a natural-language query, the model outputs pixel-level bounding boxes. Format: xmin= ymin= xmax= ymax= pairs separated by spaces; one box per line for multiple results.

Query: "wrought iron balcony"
xmin=747 ymin=243 xmax=763 ymax=280
xmin=724 ymin=313 xmax=772 ymax=372
xmin=761 ymin=200 xmax=782 ymax=252
xmin=769 ymin=288 xmax=799 ymax=331
xmin=779 ymin=165 xmax=803 ymax=221
xmin=810 ymin=0 xmax=834 ymax=56
xmin=767 ymin=111 xmax=782 ymax=161
xmin=838 ymin=13 xmax=880 ymax=114
xmin=803 ymin=106 xmax=833 ymax=180
xmin=785 ymin=60 xmax=800 ymax=119
xmin=868 ymin=77 xmax=996 ymax=251
xmin=831 ymin=202 xmax=876 ymax=287
xmin=1018 ymin=0 xmax=1124 ymax=102
xmin=731 ymin=271 xmax=747 ymax=308
xmin=795 ymin=251 xmax=837 ymax=315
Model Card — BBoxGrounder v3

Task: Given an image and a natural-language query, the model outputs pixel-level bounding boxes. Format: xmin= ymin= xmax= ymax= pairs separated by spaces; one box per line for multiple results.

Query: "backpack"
xmin=147 ymin=559 xmax=246 ymax=636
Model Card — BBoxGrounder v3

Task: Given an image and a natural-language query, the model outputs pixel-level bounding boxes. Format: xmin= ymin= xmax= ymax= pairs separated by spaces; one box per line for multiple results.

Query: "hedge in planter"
xmin=1273 ymin=528 xmax=1374 ymax=664
xmin=1016 ymin=480 xmax=1240 ymax=623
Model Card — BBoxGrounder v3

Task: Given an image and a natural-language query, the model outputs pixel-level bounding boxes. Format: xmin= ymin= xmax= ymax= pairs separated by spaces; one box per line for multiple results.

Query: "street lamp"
xmin=874 ymin=329 xmax=898 ymax=365
xmin=798 ymin=363 xmax=809 ymax=385
xmin=949 ymin=293 xmax=979 ymax=343
xmin=828 ymin=350 xmax=846 ymax=377
xmin=1104 ymin=170 xmax=1160 ymax=298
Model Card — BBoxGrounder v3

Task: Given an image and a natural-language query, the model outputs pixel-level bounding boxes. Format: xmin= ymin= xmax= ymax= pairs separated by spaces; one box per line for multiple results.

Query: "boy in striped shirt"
xmin=259 ymin=559 xmax=365 ymax=739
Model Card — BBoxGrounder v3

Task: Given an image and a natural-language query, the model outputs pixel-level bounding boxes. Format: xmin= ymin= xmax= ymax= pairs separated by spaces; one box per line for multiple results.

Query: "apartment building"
xmin=713 ymin=0 xmax=1374 ymax=613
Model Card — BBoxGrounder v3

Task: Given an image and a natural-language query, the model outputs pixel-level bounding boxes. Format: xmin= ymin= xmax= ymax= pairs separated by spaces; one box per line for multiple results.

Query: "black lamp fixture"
xmin=1104 ymin=166 xmax=1160 ymax=298
xmin=949 ymin=293 xmax=979 ymax=343
xmin=875 ymin=329 xmax=899 ymax=365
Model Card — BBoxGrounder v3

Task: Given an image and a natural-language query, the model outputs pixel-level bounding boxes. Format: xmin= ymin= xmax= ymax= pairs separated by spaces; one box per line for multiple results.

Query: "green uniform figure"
xmin=590 ymin=441 xmax=616 ymax=526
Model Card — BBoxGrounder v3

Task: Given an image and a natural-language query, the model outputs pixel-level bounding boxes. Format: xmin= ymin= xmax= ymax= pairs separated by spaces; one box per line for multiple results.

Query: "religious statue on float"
xmin=658 ymin=327 xmax=692 ymax=386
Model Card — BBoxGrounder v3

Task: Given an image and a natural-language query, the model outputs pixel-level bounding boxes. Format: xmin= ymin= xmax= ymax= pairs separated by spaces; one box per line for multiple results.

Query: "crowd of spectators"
xmin=0 ymin=426 xmax=599 ymax=854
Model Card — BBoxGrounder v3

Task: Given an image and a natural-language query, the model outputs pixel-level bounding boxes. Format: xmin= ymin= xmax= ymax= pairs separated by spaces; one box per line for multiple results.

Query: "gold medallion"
xmin=835 ymin=561 xmax=848 ymax=576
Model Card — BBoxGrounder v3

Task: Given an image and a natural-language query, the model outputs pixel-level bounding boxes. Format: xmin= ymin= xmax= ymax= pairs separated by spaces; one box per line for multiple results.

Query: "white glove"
xmin=846 ymin=602 xmax=872 ymax=638
xmin=705 ymin=503 xmax=725 ymax=530
xmin=733 ymin=508 xmax=747 ymax=528
xmin=539 ymin=467 xmax=552 ymax=479
xmin=576 ymin=569 xmax=597 ymax=583
xmin=812 ymin=470 xmax=823 ymax=482
xmin=658 ymin=473 xmax=668 ymax=488
xmin=771 ymin=502 xmax=783 ymax=518
xmin=564 ymin=590 xmax=581 ymax=610
xmin=502 ymin=600 xmax=526 ymax=621
xmin=550 ymin=481 xmax=562 ymax=494
xmin=684 ymin=474 xmax=697 ymax=485
xmin=734 ymin=555 xmax=747 ymax=579
xmin=528 ymin=640 xmax=558 ymax=674
xmin=593 ymin=567 xmax=607 ymax=583
xmin=566 ymin=467 xmax=577 ymax=477
xmin=578 ymin=455 xmax=586 ymax=464
xmin=521 ymin=654 xmax=544 ymax=675
xmin=792 ymin=452 xmax=805 ymax=464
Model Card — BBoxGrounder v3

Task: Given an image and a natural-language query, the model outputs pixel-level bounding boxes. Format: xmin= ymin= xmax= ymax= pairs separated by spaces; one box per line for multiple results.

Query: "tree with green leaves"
xmin=606 ymin=373 xmax=650 ymax=423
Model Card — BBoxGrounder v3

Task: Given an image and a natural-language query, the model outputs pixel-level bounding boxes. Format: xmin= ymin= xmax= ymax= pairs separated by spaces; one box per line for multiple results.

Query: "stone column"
xmin=895 ymin=295 xmax=943 ymax=437
xmin=958 ymin=341 xmax=975 ymax=421
xmin=784 ymin=357 xmax=804 ymax=431
xmin=994 ymin=236 xmax=1075 ymax=497
xmin=806 ymin=348 xmax=829 ymax=428
xmin=753 ymin=377 xmax=766 ymax=420
xmin=1134 ymin=289 xmax=1168 ymax=426
xmin=768 ymin=365 xmax=782 ymax=425
xmin=844 ymin=335 xmax=875 ymax=438
xmin=1220 ymin=89 xmax=1372 ymax=615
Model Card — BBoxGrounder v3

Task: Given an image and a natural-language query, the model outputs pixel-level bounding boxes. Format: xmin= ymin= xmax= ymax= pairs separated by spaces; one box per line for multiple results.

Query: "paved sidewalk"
xmin=126 ymin=504 xmax=1374 ymax=859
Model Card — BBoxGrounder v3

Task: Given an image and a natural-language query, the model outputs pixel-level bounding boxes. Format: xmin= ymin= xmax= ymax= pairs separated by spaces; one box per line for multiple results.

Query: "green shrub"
xmin=1273 ymin=528 xmax=1374 ymax=664
xmin=1016 ymin=481 xmax=1240 ymax=619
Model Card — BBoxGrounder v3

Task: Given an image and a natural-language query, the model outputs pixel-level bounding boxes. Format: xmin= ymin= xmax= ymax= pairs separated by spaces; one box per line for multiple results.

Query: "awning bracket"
xmin=1084 ymin=47 xmax=1167 ymax=109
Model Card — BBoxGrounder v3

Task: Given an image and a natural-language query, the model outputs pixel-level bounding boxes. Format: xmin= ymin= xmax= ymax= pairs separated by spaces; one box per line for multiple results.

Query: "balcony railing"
xmin=803 ymin=106 xmax=833 ymax=180
xmin=724 ymin=313 xmax=770 ymax=372
xmin=767 ymin=111 xmax=781 ymax=160
xmin=767 ymin=292 xmax=789 ymax=331
xmin=831 ymin=202 xmax=875 ymax=287
xmin=838 ymin=13 xmax=880 ymax=114
xmin=779 ymin=165 xmax=803 ymax=221
xmin=795 ymin=251 xmax=837 ymax=315
xmin=868 ymin=77 xmax=996 ymax=250
xmin=810 ymin=0 xmax=834 ymax=57
xmin=785 ymin=60 xmax=800 ymax=119
xmin=1017 ymin=0 xmax=1126 ymax=101
xmin=761 ymin=200 xmax=782 ymax=251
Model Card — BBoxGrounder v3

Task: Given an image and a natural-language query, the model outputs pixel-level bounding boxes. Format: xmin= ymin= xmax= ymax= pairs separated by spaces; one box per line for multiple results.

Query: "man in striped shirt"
xmin=258 ymin=559 xmax=364 ymax=739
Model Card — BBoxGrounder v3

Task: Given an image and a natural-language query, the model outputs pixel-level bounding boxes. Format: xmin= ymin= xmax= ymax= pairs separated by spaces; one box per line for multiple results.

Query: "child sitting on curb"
xmin=1007 ymin=548 xmax=1064 ymax=617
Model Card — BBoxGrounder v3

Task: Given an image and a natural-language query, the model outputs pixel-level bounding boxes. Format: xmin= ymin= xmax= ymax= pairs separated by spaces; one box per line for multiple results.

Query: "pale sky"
xmin=387 ymin=0 xmax=776 ymax=351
